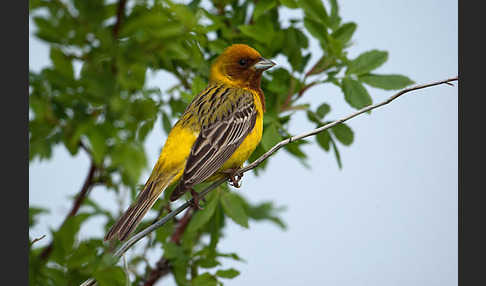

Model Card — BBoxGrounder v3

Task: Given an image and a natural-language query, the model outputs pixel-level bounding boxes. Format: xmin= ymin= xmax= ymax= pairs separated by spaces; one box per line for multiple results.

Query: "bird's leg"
xmin=222 ymin=168 xmax=244 ymax=188
xmin=189 ymin=188 xmax=203 ymax=210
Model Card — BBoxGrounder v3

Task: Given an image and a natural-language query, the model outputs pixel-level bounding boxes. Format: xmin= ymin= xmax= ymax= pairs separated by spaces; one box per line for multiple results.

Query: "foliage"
xmin=29 ymin=0 xmax=413 ymax=285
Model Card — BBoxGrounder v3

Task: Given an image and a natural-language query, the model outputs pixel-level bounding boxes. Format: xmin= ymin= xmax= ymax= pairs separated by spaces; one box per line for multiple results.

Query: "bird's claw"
xmin=223 ymin=169 xmax=244 ymax=188
xmin=189 ymin=189 xmax=203 ymax=210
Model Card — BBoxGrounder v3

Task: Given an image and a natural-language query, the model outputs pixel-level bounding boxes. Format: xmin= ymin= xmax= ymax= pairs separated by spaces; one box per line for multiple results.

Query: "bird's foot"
xmin=189 ymin=189 xmax=203 ymax=210
xmin=223 ymin=168 xmax=244 ymax=188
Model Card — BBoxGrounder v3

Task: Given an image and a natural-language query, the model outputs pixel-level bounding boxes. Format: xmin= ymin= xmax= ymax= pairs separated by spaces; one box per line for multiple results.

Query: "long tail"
xmin=104 ymin=174 xmax=173 ymax=241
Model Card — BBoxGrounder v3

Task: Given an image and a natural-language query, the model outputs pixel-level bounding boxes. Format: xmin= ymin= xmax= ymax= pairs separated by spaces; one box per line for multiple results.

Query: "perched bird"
xmin=105 ymin=44 xmax=276 ymax=241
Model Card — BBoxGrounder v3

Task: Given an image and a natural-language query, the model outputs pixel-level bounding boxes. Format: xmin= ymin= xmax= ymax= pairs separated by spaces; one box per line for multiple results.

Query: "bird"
xmin=104 ymin=44 xmax=276 ymax=241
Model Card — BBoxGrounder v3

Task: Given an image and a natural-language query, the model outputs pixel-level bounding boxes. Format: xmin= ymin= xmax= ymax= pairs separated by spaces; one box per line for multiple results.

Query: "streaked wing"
xmin=175 ymin=87 xmax=257 ymax=195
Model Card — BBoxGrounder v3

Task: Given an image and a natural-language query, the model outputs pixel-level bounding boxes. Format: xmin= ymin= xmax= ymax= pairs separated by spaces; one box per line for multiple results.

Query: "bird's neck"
xmin=248 ymin=72 xmax=265 ymax=112
xmin=209 ymin=78 xmax=265 ymax=113
xmin=209 ymin=65 xmax=266 ymax=112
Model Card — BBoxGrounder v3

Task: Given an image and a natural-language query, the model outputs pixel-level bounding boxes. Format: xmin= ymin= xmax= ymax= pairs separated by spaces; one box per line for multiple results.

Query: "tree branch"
xmin=79 ymin=76 xmax=458 ymax=286
xmin=40 ymin=160 xmax=97 ymax=260
xmin=241 ymin=76 xmax=457 ymax=173
xmin=113 ymin=0 xmax=128 ymax=38
xmin=143 ymin=257 xmax=171 ymax=286
xmin=142 ymin=208 xmax=194 ymax=285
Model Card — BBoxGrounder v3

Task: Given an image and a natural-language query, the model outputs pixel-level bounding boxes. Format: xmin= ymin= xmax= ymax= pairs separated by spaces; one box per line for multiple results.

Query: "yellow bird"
xmin=105 ymin=44 xmax=276 ymax=241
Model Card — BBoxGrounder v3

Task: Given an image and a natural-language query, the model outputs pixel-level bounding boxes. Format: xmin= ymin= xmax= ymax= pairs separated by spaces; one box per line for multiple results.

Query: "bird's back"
xmin=177 ymin=82 xmax=264 ymax=179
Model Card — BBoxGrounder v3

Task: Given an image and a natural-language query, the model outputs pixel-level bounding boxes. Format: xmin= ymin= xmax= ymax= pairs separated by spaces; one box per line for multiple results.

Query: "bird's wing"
xmin=170 ymin=87 xmax=257 ymax=200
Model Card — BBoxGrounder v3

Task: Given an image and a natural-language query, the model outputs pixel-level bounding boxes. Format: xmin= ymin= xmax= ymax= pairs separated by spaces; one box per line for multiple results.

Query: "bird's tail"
xmin=104 ymin=173 xmax=173 ymax=241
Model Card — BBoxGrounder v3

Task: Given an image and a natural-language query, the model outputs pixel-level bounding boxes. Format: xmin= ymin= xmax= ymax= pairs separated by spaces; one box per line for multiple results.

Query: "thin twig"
xmin=79 ymin=76 xmax=458 ymax=286
xmin=242 ymin=76 xmax=458 ymax=173
xmin=30 ymin=235 xmax=46 ymax=246
xmin=40 ymin=161 xmax=97 ymax=260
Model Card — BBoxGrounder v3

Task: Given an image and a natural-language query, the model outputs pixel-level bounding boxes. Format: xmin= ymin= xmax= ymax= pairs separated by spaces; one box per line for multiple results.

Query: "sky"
xmin=29 ymin=0 xmax=458 ymax=285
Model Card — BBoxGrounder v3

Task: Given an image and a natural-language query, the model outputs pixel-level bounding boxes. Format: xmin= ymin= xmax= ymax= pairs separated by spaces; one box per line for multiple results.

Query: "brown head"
xmin=209 ymin=44 xmax=276 ymax=92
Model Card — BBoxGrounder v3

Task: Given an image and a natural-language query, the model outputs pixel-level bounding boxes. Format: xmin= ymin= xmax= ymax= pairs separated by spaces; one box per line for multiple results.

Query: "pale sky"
xmin=29 ymin=0 xmax=458 ymax=285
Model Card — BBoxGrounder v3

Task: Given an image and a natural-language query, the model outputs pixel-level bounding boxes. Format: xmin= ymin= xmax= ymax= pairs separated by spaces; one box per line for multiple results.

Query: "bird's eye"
xmin=239 ymin=58 xmax=247 ymax=66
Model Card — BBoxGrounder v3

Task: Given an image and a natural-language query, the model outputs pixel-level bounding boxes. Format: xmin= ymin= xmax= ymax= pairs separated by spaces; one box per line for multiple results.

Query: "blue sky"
xmin=29 ymin=0 xmax=458 ymax=285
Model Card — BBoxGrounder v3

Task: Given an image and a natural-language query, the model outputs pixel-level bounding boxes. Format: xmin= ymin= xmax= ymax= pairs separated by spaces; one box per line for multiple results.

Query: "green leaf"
xmin=87 ymin=128 xmax=107 ymax=164
xmin=220 ymin=191 xmax=249 ymax=228
xmin=29 ymin=207 xmax=49 ymax=227
xmin=316 ymin=103 xmax=331 ymax=118
xmin=117 ymin=62 xmax=147 ymax=90
xmin=208 ymin=204 xmax=224 ymax=251
xmin=185 ymin=191 xmax=220 ymax=233
xmin=303 ymin=17 xmax=327 ymax=45
xmin=192 ymin=273 xmax=218 ymax=286
xmin=359 ymin=74 xmax=415 ymax=90
xmin=50 ymin=47 xmax=74 ymax=78
xmin=332 ymin=22 xmax=357 ymax=44
xmin=261 ymin=123 xmax=282 ymax=151
xmin=63 ymin=121 xmax=92 ymax=156
xmin=208 ymin=39 xmax=229 ymax=54
xmin=155 ymin=217 xmax=174 ymax=243
xmin=331 ymin=123 xmax=354 ymax=146
xmin=169 ymin=97 xmax=187 ymax=116
xmin=341 ymin=77 xmax=372 ymax=109
xmin=330 ymin=138 xmax=342 ymax=169
xmin=316 ymin=130 xmax=331 ymax=151
xmin=244 ymin=201 xmax=287 ymax=229
xmin=306 ymin=56 xmax=335 ymax=76
xmin=161 ymin=112 xmax=172 ymax=134
xmin=192 ymin=75 xmax=207 ymax=97
xmin=197 ymin=257 xmax=220 ymax=269
xmin=93 ymin=266 xmax=126 ymax=286
xmin=110 ymin=142 xmax=147 ymax=186
xmin=216 ymin=252 xmax=246 ymax=262
xmin=138 ymin=118 xmax=156 ymax=141
xmin=33 ymin=16 xmax=64 ymax=43
xmin=51 ymin=213 xmax=91 ymax=262
xmin=163 ymin=242 xmax=187 ymax=260
xmin=280 ymin=0 xmax=298 ymax=9
xmin=239 ymin=27 xmax=270 ymax=45
xmin=67 ymin=239 xmax=102 ymax=268
xmin=328 ymin=0 xmax=341 ymax=29
xmin=267 ymin=68 xmax=292 ymax=95
xmin=169 ymin=3 xmax=198 ymax=29
xmin=120 ymin=12 xmax=173 ymax=38
xmin=284 ymin=139 xmax=309 ymax=162
xmin=347 ymin=50 xmax=388 ymax=75
xmin=238 ymin=17 xmax=274 ymax=45
xmin=298 ymin=0 xmax=330 ymax=26
xmin=282 ymin=27 xmax=308 ymax=71
xmin=216 ymin=268 xmax=240 ymax=279
xmin=254 ymin=0 xmax=277 ymax=20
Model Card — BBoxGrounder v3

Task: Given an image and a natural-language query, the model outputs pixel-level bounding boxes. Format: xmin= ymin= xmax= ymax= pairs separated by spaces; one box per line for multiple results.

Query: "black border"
xmin=459 ymin=2 xmax=485 ymax=286
xmin=7 ymin=0 xmax=28 ymax=285
xmin=458 ymin=0 xmax=462 ymax=283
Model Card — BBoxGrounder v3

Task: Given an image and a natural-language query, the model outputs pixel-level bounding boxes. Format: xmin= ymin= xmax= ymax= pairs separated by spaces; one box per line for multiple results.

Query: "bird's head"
xmin=210 ymin=44 xmax=276 ymax=90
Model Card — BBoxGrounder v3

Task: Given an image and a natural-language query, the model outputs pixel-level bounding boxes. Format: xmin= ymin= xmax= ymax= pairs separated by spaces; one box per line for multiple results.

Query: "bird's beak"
xmin=253 ymin=57 xmax=276 ymax=71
